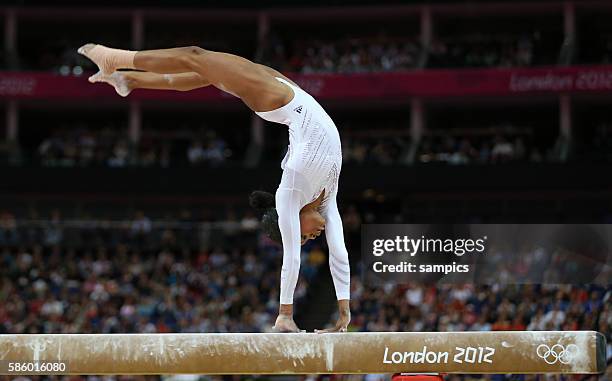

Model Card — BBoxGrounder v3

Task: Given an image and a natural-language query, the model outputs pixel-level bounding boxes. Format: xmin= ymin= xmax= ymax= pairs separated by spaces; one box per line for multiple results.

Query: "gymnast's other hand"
xmin=315 ymin=300 xmax=350 ymax=333
xmin=273 ymin=314 xmax=304 ymax=333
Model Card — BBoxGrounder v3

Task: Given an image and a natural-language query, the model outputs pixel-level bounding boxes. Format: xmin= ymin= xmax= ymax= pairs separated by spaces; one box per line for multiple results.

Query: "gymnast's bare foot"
xmin=88 ymin=71 xmax=133 ymax=97
xmin=78 ymin=43 xmax=135 ymax=75
xmin=273 ymin=314 xmax=304 ymax=333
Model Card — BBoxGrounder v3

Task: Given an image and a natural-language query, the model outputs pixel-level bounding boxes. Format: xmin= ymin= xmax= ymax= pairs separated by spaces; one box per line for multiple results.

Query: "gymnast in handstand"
xmin=78 ymin=43 xmax=350 ymax=333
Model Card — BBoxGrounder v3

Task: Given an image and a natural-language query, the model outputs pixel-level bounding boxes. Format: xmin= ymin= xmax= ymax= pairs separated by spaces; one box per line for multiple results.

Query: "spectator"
xmin=187 ymin=140 xmax=206 ymax=165
xmin=107 ymin=140 xmax=131 ymax=167
xmin=43 ymin=209 xmax=63 ymax=246
xmin=0 ymin=210 xmax=19 ymax=245
xmin=131 ymin=211 xmax=152 ymax=236
xmin=491 ymin=135 xmax=515 ymax=162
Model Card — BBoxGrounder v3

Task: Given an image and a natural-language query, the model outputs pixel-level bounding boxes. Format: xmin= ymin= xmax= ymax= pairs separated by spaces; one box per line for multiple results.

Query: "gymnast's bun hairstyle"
xmin=249 ymin=191 xmax=282 ymax=244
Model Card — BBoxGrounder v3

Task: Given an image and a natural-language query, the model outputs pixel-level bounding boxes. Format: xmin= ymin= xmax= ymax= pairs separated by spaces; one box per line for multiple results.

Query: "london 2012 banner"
xmin=2 ymin=66 xmax=612 ymax=100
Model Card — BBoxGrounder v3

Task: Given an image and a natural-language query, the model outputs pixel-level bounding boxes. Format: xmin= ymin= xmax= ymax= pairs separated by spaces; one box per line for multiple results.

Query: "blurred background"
xmin=0 ymin=0 xmax=610 ymax=380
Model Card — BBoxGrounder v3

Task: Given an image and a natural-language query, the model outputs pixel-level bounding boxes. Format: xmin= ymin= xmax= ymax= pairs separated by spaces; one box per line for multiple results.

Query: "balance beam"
xmin=0 ymin=331 xmax=605 ymax=375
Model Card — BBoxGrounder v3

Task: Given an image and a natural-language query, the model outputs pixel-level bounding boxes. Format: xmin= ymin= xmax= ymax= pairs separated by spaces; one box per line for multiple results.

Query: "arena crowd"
xmin=2 ymin=121 xmax=606 ymax=167
xmin=1 ymin=209 xmax=609 ymax=348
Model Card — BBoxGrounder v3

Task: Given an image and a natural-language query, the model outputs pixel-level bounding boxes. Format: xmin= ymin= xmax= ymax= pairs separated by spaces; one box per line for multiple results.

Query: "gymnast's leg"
xmin=88 ymin=71 xmax=210 ymax=97
xmin=78 ymin=44 xmax=292 ymax=112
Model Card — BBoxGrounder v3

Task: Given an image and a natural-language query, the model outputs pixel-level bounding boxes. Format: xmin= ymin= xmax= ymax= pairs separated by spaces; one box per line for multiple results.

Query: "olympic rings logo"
xmin=536 ymin=344 xmax=579 ymax=365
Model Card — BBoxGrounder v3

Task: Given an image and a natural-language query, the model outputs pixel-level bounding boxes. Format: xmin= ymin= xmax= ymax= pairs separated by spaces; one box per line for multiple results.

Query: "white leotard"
xmin=256 ymin=77 xmax=350 ymax=305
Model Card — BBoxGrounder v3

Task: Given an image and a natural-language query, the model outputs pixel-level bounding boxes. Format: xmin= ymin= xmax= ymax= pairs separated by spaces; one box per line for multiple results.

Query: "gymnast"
xmin=78 ymin=43 xmax=351 ymax=333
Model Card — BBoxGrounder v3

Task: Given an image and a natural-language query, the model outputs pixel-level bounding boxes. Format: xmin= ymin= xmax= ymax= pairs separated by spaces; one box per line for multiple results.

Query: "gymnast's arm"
xmin=317 ymin=196 xmax=351 ymax=333
xmin=273 ymin=173 xmax=306 ymax=332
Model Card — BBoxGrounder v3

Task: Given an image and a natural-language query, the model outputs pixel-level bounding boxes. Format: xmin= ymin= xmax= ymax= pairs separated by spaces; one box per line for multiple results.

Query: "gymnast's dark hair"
xmin=249 ymin=191 xmax=282 ymax=244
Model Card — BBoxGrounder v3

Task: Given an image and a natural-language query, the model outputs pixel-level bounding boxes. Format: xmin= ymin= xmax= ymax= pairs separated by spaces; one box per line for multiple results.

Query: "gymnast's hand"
xmin=315 ymin=300 xmax=350 ymax=333
xmin=273 ymin=314 xmax=304 ymax=333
